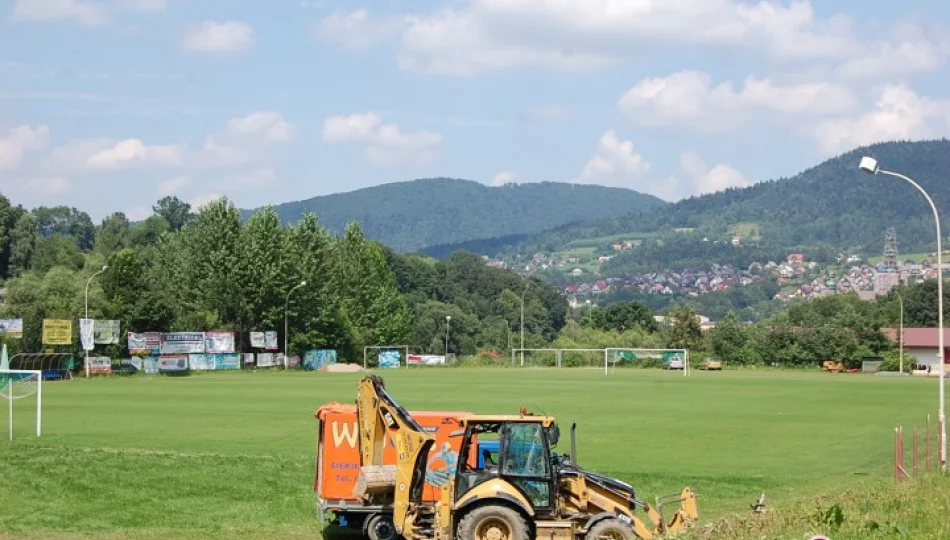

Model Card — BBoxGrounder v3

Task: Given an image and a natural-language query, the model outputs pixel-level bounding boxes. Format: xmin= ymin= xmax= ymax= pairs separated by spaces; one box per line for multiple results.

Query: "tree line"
xmin=0 ymin=193 xmax=568 ymax=362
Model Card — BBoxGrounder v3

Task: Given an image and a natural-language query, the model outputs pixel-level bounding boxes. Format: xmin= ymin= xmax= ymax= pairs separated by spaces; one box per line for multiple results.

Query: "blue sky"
xmin=2 ymin=0 xmax=950 ymax=222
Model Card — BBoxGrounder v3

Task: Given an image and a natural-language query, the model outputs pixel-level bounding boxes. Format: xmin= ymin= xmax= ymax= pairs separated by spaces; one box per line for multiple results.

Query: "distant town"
xmin=484 ymin=229 xmax=942 ymax=313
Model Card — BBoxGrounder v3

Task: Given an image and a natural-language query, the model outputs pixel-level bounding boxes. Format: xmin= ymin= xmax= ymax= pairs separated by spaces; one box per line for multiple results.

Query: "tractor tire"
xmin=364 ymin=514 xmax=399 ymax=540
xmin=585 ymin=518 xmax=638 ymax=540
xmin=456 ymin=505 xmax=530 ymax=540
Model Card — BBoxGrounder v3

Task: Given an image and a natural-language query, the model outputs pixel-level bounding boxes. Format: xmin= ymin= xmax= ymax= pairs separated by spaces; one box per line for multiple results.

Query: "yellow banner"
xmin=42 ymin=319 xmax=73 ymax=345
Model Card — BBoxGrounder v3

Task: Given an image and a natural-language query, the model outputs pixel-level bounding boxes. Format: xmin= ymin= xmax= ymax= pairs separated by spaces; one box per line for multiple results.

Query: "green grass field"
xmin=0 ymin=368 xmax=943 ymax=539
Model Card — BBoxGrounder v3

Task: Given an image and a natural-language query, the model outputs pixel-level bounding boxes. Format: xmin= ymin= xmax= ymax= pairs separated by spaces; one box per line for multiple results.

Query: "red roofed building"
xmin=881 ymin=327 xmax=950 ymax=368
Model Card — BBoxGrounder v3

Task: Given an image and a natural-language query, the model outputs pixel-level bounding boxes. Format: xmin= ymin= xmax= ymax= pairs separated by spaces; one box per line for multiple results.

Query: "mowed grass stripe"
xmin=0 ymin=368 xmax=938 ymax=538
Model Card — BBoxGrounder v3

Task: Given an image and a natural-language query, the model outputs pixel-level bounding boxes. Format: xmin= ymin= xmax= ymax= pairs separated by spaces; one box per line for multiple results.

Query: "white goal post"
xmin=363 ymin=345 xmax=410 ymax=369
xmin=0 ymin=369 xmax=42 ymax=440
xmin=605 ymin=348 xmax=691 ymax=377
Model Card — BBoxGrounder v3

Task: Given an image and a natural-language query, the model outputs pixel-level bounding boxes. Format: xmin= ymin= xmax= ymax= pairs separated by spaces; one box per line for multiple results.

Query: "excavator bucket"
xmin=655 ymin=487 xmax=699 ymax=533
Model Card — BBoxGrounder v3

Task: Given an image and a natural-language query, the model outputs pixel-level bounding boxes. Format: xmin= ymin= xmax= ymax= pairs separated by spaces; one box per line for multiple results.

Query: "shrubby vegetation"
xmin=0 ymin=194 xmax=569 ymax=362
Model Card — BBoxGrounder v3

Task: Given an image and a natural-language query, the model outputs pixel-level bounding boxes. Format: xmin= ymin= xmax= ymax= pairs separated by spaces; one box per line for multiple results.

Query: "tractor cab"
xmin=454 ymin=415 xmax=561 ymax=514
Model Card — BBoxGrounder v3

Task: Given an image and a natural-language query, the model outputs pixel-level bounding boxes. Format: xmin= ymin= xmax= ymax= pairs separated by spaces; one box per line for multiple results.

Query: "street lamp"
xmin=859 ymin=156 xmax=945 ymax=471
xmin=586 ymin=299 xmax=593 ymax=324
xmin=84 ymin=265 xmax=108 ymax=378
xmin=445 ymin=315 xmax=451 ymax=360
xmin=521 ymin=282 xmax=530 ymax=367
xmin=284 ymin=281 xmax=306 ymax=369
xmin=895 ymin=290 xmax=904 ymax=373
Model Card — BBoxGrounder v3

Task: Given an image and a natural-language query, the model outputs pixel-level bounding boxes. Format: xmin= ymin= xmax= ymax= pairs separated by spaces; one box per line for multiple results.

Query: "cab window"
xmin=501 ymin=423 xmax=549 ymax=477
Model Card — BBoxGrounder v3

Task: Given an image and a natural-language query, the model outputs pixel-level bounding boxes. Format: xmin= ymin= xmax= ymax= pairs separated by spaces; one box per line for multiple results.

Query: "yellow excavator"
xmin=352 ymin=375 xmax=698 ymax=540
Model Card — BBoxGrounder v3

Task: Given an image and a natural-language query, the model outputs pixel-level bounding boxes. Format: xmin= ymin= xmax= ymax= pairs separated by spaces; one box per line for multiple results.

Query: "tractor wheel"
xmin=364 ymin=514 xmax=398 ymax=540
xmin=585 ymin=518 xmax=638 ymax=540
xmin=457 ymin=505 xmax=530 ymax=540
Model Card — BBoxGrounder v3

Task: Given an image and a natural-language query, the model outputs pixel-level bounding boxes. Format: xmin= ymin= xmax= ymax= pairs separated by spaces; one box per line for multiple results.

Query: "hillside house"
xmin=881 ymin=327 xmax=950 ymax=371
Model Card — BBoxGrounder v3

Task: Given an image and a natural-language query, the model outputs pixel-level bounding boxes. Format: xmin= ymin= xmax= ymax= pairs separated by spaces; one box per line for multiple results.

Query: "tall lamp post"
xmin=859 ymin=156 xmax=945 ymax=471
xmin=284 ymin=281 xmax=306 ymax=369
xmin=502 ymin=319 xmax=511 ymax=351
xmin=520 ymin=282 xmax=530 ymax=367
xmin=896 ymin=290 xmax=904 ymax=373
xmin=84 ymin=265 xmax=108 ymax=378
xmin=445 ymin=315 xmax=451 ymax=360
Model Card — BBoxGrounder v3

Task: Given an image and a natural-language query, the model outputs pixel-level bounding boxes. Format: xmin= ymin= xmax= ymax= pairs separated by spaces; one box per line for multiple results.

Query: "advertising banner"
xmin=303 ymin=349 xmax=337 ymax=370
xmin=257 ymin=353 xmax=275 ymax=367
xmin=94 ymin=320 xmax=120 ymax=344
xmin=128 ymin=332 xmax=161 ymax=355
xmin=204 ymin=332 xmax=235 ymax=354
xmin=85 ymin=356 xmax=112 ymax=375
xmin=378 ymin=350 xmax=401 ymax=368
xmin=42 ymin=319 xmax=72 ymax=345
xmin=0 ymin=319 xmax=23 ymax=338
xmin=188 ymin=354 xmax=215 ymax=371
xmin=160 ymin=332 xmax=205 ymax=354
xmin=407 ymin=354 xmax=446 ymax=366
xmin=211 ymin=353 xmax=240 ymax=370
xmin=142 ymin=357 xmax=159 ymax=374
xmin=250 ymin=332 xmax=265 ymax=348
xmin=286 ymin=355 xmax=300 ymax=368
xmin=79 ymin=319 xmax=95 ymax=351
xmin=158 ymin=355 xmax=189 ymax=372
xmin=243 ymin=353 xmax=255 ymax=365
xmin=121 ymin=357 xmax=143 ymax=370
xmin=264 ymin=331 xmax=278 ymax=350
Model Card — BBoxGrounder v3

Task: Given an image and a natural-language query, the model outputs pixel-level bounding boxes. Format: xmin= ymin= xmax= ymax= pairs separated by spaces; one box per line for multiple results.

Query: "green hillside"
xmin=477 ymin=139 xmax=950 ymax=269
xmin=241 ymin=178 xmax=667 ymax=252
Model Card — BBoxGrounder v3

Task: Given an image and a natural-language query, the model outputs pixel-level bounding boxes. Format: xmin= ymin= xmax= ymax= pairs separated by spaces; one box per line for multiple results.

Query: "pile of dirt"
xmin=320 ymin=363 xmax=364 ymax=373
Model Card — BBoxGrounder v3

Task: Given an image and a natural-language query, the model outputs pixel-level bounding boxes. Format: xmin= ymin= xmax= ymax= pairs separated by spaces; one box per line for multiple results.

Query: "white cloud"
xmin=125 ymin=205 xmax=152 ymax=221
xmin=201 ymin=112 xmax=297 ymax=166
xmin=491 ymin=171 xmax=518 ymax=186
xmin=182 ymin=21 xmax=256 ymax=54
xmin=812 ymin=84 xmax=950 ymax=156
xmin=313 ymin=9 xmax=404 ymax=50
xmin=673 ymin=152 xmax=751 ymax=199
xmin=117 ymin=0 xmax=166 ymax=12
xmin=618 ymin=70 xmax=858 ymax=132
xmin=85 ymin=139 xmax=185 ymax=169
xmin=0 ymin=125 xmax=50 ymax=170
xmin=157 ymin=175 xmax=190 ymax=196
xmin=322 ymin=112 xmax=442 ymax=167
xmin=11 ymin=0 xmax=166 ymax=26
xmin=189 ymin=193 xmax=223 ymax=210
xmin=12 ymin=0 xmax=109 ymax=26
xmin=24 ymin=177 xmax=72 ymax=196
xmin=578 ymin=130 xmax=650 ymax=188
xmin=381 ymin=0 xmax=874 ymax=76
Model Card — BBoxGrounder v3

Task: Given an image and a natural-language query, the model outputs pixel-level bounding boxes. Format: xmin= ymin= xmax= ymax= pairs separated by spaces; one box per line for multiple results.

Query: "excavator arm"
xmin=354 ymin=375 xmax=436 ymax=535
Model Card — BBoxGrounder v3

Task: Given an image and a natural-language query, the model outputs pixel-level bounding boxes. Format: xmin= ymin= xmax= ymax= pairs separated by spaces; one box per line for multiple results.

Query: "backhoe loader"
xmin=351 ymin=375 xmax=698 ymax=540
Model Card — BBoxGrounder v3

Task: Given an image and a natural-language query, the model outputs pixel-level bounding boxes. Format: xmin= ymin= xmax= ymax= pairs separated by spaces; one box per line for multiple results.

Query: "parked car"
xmin=664 ymin=356 xmax=685 ymax=370
xmin=699 ymin=358 xmax=722 ymax=370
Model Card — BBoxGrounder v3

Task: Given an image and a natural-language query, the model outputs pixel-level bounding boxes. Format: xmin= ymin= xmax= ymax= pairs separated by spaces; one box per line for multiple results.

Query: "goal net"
xmin=363 ymin=346 xmax=410 ymax=369
xmin=605 ymin=348 xmax=691 ymax=376
xmin=511 ymin=348 xmax=559 ymax=368
xmin=1 ymin=369 xmax=42 ymax=440
xmin=558 ymin=348 xmax=607 ymax=369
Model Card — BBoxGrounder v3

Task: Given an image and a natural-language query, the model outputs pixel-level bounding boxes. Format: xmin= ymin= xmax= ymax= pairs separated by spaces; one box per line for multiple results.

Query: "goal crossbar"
xmin=363 ymin=345 xmax=410 ymax=369
xmin=1 ymin=369 xmax=42 ymax=440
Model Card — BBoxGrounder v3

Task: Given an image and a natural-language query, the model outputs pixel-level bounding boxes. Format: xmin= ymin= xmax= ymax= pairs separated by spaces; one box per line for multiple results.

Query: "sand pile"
xmin=320 ymin=363 xmax=364 ymax=373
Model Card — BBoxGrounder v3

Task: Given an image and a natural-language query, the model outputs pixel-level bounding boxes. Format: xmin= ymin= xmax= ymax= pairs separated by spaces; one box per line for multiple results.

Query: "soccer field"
xmin=0 ymin=368 xmax=939 ymax=539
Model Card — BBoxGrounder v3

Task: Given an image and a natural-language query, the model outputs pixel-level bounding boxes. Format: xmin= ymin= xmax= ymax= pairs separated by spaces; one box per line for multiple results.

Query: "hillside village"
xmin=485 ymin=242 xmax=942 ymax=316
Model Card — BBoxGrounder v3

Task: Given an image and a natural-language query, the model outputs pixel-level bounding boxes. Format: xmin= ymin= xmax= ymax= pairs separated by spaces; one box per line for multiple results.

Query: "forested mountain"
xmin=241 ymin=178 xmax=666 ymax=252
xmin=455 ymin=140 xmax=950 ymax=268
